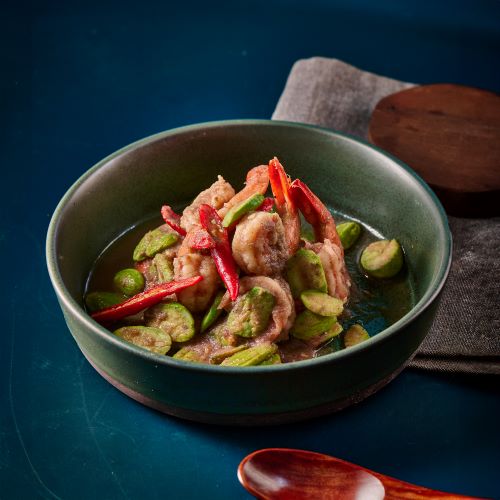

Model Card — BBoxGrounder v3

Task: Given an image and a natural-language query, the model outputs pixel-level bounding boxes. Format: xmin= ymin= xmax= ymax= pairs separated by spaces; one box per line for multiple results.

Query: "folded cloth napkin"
xmin=273 ymin=57 xmax=500 ymax=375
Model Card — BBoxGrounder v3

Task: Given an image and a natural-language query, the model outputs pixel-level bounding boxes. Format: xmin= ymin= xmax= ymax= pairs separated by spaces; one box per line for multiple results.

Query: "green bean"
xmin=360 ymin=239 xmax=404 ymax=278
xmin=344 ymin=324 xmax=370 ymax=347
xmin=85 ymin=291 xmax=125 ymax=312
xmin=222 ymin=193 xmax=265 ymax=227
xmin=290 ymin=310 xmax=337 ymax=340
xmin=226 ymin=287 xmax=275 ymax=338
xmin=220 ymin=343 xmax=278 ymax=367
xmin=145 ymin=302 xmax=196 ymax=342
xmin=300 ymin=290 xmax=344 ymax=317
xmin=286 ymin=248 xmax=327 ymax=298
xmin=113 ymin=268 xmax=145 ymax=296
xmin=114 ymin=326 xmax=171 ymax=354
xmin=336 ymin=221 xmax=361 ymax=250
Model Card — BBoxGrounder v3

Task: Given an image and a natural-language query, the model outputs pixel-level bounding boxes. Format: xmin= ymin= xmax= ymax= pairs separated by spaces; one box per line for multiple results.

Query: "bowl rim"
xmin=46 ymin=119 xmax=452 ymax=374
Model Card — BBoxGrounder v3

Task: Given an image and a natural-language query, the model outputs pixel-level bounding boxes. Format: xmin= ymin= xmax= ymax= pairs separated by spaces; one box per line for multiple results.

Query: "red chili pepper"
xmin=257 ymin=197 xmax=275 ymax=212
xmin=198 ymin=204 xmax=239 ymax=301
xmin=161 ymin=205 xmax=187 ymax=236
xmin=188 ymin=228 xmax=215 ymax=251
xmin=91 ymin=276 xmax=203 ymax=324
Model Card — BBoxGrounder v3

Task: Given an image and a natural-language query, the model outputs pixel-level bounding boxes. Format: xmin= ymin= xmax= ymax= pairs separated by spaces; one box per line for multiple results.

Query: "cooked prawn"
xmin=173 ymin=252 xmax=220 ymax=312
xmin=230 ymin=158 xmax=300 ymax=277
xmin=291 ymin=178 xmax=344 ymax=253
xmin=306 ymin=239 xmax=351 ymax=302
xmin=173 ymin=227 xmax=220 ymax=313
xmin=181 ymin=175 xmax=235 ymax=232
xmin=268 ymin=157 xmax=301 ymax=256
xmin=232 ymin=211 xmax=288 ymax=276
xmin=218 ymin=165 xmax=269 ymax=218
xmin=292 ymin=179 xmax=351 ymax=301
xmin=172 ymin=177 xmax=235 ymax=310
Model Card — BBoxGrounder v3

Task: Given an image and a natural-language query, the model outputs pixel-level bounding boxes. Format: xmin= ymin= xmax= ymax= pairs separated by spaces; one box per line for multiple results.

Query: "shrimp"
xmin=172 ymin=176 xmax=235 ymax=310
xmin=172 ymin=165 xmax=268 ymax=311
xmin=220 ymin=276 xmax=295 ymax=343
xmin=232 ymin=211 xmax=288 ymax=275
xmin=291 ymin=179 xmax=343 ymax=253
xmin=173 ymin=252 xmax=220 ymax=312
xmin=306 ymin=239 xmax=351 ymax=302
xmin=181 ymin=175 xmax=235 ymax=232
xmin=268 ymin=157 xmax=301 ymax=256
xmin=231 ymin=158 xmax=300 ymax=276
xmin=218 ymin=165 xmax=269 ymax=218
xmin=173 ymin=225 xmax=221 ymax=313
xmin=291 ymin=179 xmax=351 ymax=302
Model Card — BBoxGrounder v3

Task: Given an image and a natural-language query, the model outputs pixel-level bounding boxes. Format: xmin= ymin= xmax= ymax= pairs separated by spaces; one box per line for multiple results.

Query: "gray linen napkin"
xmin=273 ymin=57 xmax=500 ymax=375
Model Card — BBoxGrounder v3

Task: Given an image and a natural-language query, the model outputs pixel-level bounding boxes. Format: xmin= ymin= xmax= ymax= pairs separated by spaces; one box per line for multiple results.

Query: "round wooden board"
xmin=368 ymin=84 xmax=500 ymax=217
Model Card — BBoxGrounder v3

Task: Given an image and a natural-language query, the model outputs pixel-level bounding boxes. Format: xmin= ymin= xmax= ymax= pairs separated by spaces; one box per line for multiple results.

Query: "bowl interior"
xmin=50 ymin=120 xmax=450 ymax=345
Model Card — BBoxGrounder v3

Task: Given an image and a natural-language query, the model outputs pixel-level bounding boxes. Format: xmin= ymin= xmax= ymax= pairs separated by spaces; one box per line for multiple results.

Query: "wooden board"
xmin=368 ymin=84 xmax=500 ymax=217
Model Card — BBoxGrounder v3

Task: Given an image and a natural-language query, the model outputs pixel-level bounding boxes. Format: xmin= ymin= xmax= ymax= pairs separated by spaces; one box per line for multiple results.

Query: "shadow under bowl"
xmin=46 ymin=120 xmax=451 ymax=425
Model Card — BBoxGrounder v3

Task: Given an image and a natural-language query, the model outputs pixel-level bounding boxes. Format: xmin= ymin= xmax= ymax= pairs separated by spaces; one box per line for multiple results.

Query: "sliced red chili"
xmin=257 ymin=197 xmax=275 ymax=212
xmin=198 ymin=204 xmax=239 ymax=301
xmin=91 ymin=276 xmax=202 ymax=324
xmin=188 ymin=228 xmax=215 ymax=251
xmin=161 ymin=205 xmax=187 ymax=236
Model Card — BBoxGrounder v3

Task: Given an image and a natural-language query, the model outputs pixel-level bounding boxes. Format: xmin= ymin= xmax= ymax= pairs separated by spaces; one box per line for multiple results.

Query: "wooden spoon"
xmin=238 ymin=448 xmax=485 ymax=499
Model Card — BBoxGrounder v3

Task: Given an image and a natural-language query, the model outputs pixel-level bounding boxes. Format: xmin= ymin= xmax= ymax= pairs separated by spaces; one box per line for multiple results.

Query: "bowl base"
xmin=84 ymin=353 xmax=410 ymax=425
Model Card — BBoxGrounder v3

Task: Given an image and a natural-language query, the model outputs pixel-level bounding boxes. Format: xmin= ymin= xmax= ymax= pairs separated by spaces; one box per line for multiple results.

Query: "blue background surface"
xmin=2 ymin=1 xmax=500 ymax=498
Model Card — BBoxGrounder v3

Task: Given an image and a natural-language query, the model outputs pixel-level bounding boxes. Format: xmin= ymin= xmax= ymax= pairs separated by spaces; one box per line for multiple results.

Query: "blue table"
xmin=2 ymin=1 xmax=499 ymax=498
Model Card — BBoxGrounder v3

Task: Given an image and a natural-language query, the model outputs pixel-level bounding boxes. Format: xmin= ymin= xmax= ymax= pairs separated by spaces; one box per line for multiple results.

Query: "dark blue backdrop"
xmin=2 ymin=1 xmax=499 ymax=498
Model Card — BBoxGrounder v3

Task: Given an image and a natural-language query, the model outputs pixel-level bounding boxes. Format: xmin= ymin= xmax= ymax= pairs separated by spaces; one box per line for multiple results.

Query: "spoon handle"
xmin=308 ymin=449 xmax=487 ymax=499
xmin=372 ymin=472 xmax=484 ymax=499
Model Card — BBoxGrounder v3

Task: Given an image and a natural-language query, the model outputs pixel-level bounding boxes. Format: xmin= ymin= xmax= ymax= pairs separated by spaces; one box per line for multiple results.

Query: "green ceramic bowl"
xmin=46 ymin=120 xmax=451 ymax=424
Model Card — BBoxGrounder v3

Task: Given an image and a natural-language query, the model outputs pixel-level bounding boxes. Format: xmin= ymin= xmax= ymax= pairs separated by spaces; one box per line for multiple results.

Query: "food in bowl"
xmin=47 ymin=120 xmax=451 ymax=423
xmin=86 ymin=157 xmax=412 ymax=366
